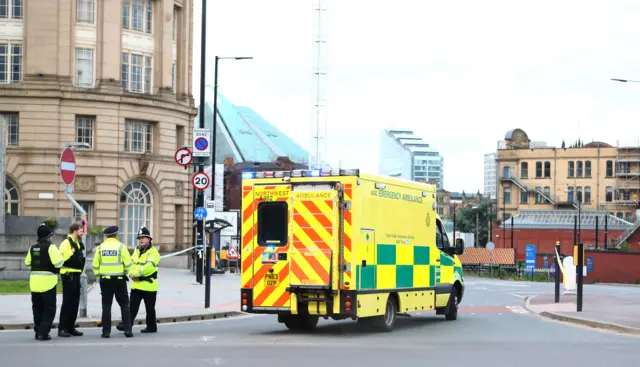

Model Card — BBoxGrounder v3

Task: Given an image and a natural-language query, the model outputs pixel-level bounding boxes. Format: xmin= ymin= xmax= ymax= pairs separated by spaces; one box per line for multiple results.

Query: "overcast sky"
xmin=192 ymin=0 xmax=640 ymax=193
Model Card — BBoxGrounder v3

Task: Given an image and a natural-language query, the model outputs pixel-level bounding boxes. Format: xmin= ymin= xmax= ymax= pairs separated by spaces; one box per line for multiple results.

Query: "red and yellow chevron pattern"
xmin=343 ymin=184 xmax=353 ymax=289
xmin=290 ymin=192 xmax=336 ymax=287
xmin=241 ymin=185 xmax=292 ymax=308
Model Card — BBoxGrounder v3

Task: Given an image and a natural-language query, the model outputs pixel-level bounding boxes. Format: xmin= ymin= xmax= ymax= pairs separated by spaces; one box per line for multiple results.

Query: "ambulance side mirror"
xmin=455 ymin=239 xmax=464 ymax=255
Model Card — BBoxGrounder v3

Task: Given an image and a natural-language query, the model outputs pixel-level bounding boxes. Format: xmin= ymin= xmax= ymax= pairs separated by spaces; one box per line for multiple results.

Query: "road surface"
xmin=0 ymin=278 xmax=637 ymax=366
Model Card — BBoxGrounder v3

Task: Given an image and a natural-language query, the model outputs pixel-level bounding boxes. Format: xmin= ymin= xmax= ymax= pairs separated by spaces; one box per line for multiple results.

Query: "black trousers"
xmin=99 ymin=277 xmax=132 ymax=334
xmin=130 ymin=289 xmax=157 ymax=331
xmin=31 ymin=287 xmax=57 ymax=336
xmin=59 ymin=272 xmax=81 ymax=332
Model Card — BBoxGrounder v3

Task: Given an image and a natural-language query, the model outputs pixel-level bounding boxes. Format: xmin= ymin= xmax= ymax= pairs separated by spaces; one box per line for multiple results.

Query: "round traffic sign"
xmin=192 ymin=172 xmax=210 ymax=191
xmin=195 ymin=137 xmax=208 ymax=151
xmin=60 ymin=148 xmax=76 ymax=185
xmin=487 ymin=241 xmax=495 ymax=251
xmin=174 ymin=147 xmax=193 ymax=166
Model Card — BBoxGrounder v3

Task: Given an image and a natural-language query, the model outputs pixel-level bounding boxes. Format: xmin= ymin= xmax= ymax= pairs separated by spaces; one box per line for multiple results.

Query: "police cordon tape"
xmin=0 ymin=311 xmax=246 ymax=331
xmin=159 ymin=245 xmax=199 ymax=259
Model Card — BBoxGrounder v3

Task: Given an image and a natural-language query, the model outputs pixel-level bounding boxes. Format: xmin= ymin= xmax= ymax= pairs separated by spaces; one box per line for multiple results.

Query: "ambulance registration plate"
xmin=264 ymin=273 xmax=279 ymax=287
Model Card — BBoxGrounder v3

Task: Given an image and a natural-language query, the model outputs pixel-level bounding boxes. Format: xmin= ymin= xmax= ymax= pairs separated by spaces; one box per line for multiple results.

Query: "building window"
xmin=585 ymin=161 xmax=591 ymax=177
xmin=75 ymin=115 xmax=94 ymax=148
xmin=568 ymin=161 xmax=574 ymax=177
xmin=576 ymin=161 xmax=583 ymax=177
xmin=535 ymin=186 xmax=542 ymax=204
xmin=119 ymin=181 xmax=152 ymax=246
xmin=520 ymin=188 xmax=527 ymax=204
xmin=503 ymin=187 xmax=511 ymax=204
xmin=172 ymin=62 xmax=176 ymax=93
xmin=520 ymin=162 xmax=528 ymax=179
xmin=576 ymin=186 xmax=582 ymax=203
xmin=535 ymin=161 xmax=542 ymax=178
xmin=2 ymin=112 xmax=19 ymax=146
xmin=73 ymin=202 xmax=93 ymax=224
xmin=568 ymin=186 xmax=574 ymax=202
xmin=0 ymin=43 xmax=23 ymax=83
xmin=585 ymin=186 xmax=591 ymax=203
xmin=76 ymin=0 xmax=95 ymax=23
xmin=5 ymin=177 xmax=19 ymax=215
xmin=121 ymin=52 xmax=152 ymax=94
xmin=124 ymin=119 xmax=152 ymax=153
xmin=0 ymin=0 xmax=23 ymax=19
xmin=606 ymin=186 xmax=612 ymax=202
xmin=75 ymin=48 xmax=94 ymax=87
xmin=544 ymin=186 xmax=551 ymax=203
xmin=606 ymin=160 xmax=613 ymax=177
xmin=544 ymin=161 xmax=551 ymax=178
xmin=122 ymin=0 xmax=152 ymax=33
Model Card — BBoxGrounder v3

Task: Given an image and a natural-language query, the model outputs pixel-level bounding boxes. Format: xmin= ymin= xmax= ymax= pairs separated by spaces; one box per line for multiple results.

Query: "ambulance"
xmin=239 ymin=168 xmax=465 ymax=331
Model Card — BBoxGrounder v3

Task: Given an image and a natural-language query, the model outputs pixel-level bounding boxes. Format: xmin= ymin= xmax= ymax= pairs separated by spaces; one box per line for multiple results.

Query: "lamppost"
xmin=204 ymin=56 xmax=252 ymax=309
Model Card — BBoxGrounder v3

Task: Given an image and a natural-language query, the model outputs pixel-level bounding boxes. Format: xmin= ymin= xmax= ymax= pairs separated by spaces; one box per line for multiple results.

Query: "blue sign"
xmin=586 ymin=256 xmax=594 ymax=273
xmin=525 ymin=244 xmax=536 ymax=274
xmin=195 ymin=137 xmax=208 ymax=151
xmin=194 ymin=206 xmax=208 ymax=221
xmin=543 ymin=256 xmax=549 ymax=269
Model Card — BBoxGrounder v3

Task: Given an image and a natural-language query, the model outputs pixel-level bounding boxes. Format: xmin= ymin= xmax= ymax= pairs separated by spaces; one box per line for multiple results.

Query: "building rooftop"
xmin=196 ymin=92 xmax=309 ymax=165
xmin=499 ymin=210 xmax=633 ymax=230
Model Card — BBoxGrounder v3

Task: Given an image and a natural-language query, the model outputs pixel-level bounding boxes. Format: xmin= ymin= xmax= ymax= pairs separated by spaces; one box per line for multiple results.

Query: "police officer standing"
xmin=57 ymin=222 xmax=86 ymax=337
xmin=92 ymin=226 xmax=133 ymax=338
xmin=24 ymin=223 xmax=64 ymax=341
xmin=117 ymin=226 xmax=160 ymax=333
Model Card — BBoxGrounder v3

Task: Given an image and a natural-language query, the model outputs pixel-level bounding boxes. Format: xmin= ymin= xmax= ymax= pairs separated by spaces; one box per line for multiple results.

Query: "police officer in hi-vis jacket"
xmin=117 ymin=226 xmax=160 ymax=333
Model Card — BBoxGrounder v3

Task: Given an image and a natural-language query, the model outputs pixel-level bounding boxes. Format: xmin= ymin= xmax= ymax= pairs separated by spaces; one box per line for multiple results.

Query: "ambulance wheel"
xmin=445 ymin=287 xmax=459 ymax=321
xmin=373 ymin=296 xmax=397 ymax=332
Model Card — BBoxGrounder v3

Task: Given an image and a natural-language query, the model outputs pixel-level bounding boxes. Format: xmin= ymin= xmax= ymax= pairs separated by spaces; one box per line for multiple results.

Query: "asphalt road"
xmin=0 ymin=278 xmax=637 ymax=367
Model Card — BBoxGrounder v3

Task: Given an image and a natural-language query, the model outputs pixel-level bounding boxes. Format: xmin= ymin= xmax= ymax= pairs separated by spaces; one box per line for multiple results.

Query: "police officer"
xmin=117 ymin=226 xmax=160 ymax=333
xmin=92 ymin=226 xmax=133 ymax=338
xmin=57 ymin=222 xmax=86 ymax=337
xmin=24 ymin=223 xmax=64 ymax=341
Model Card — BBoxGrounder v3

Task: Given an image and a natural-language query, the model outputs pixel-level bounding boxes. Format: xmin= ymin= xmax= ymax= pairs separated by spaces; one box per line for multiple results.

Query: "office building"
xmin=483 ymin=153 xmax=497 ymax=199
xmin=379 ymin=129 xmax=444 ymax=189
xmin=1 ymin=0 xmax=196 ymax=250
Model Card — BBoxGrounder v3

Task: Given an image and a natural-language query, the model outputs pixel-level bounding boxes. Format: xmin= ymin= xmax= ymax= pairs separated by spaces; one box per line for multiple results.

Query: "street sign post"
xmin=192 ymin=128 xmax=211 ymax=157
xmin=554 ymin=241 xmax=561 ymax=303
xmin=192 ymin=172 xmax=210 ymax=191
xmin=60 ymin=148 xmax=76 ymax=185
xmin=174 ymin=147 xmax=193 ymax=167
xmin=486 ymin=241 xmax=495 ymax=279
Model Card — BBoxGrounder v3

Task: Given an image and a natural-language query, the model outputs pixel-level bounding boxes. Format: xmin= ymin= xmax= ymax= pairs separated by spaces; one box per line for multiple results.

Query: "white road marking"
xmin=506 ymin=306 xmax=529 ymax=314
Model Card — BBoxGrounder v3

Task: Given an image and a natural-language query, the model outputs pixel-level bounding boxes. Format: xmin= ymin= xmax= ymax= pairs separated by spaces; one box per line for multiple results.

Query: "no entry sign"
xmin=60 ymin=148 xmax=76 ymax=185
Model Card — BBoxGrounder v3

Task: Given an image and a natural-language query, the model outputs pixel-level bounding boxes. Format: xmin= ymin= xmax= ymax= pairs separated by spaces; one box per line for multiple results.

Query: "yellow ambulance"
xmin=239 ymin=168 xmax=465 ymax=331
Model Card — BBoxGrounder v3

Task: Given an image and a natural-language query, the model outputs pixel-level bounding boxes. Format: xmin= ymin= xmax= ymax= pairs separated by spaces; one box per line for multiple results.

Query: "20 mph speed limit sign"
xmin=192 ymin=172 xmax=210 ymax=191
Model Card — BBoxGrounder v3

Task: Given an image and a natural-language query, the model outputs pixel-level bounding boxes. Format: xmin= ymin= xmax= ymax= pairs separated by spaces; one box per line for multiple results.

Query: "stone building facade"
xmin=1 ymin=0 xmax=196 ymax=250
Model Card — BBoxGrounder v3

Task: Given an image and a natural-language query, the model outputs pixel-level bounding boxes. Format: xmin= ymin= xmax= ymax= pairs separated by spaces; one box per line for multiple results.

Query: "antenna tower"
xmin=310 ymin=0 xmax=328 ymax=169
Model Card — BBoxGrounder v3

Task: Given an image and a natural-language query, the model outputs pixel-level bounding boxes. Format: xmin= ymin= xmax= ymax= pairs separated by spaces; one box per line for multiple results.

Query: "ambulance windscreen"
xmin=257 ymin=201 xmax=288 ymax=247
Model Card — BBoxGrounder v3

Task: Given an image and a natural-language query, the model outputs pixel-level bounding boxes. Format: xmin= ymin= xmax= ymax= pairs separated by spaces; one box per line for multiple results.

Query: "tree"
xmin=449 ymin=200 xmax=496 ymax=247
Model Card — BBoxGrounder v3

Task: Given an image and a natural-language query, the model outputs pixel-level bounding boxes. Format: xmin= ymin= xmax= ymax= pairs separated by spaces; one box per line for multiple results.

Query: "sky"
xmin=192 ymin=0 xmax=640 ymax=193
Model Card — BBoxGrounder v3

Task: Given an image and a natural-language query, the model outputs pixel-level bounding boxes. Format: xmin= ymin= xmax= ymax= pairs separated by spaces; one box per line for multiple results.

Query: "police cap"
xmin=103 ymin=226 xmax=119 ymax=236
xmin=37 ymin=223 xmax=53 ymax=240
xmin=137 ymin=226 xmax=152 ymax=240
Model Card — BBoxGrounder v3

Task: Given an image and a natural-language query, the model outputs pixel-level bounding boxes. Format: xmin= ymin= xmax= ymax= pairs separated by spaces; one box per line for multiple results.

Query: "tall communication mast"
xmin=310 ymin=0 xmax=328 ymax=169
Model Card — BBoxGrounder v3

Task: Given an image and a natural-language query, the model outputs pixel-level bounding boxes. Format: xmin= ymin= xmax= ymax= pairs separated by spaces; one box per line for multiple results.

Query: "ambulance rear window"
xmin=257 ymin=201 xmax=288 ymax=247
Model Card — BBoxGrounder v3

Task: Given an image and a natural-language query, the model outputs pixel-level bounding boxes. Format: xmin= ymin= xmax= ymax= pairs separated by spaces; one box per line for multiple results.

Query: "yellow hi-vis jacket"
xmin=92 ymin=238 xmax=132 ymax=278
xmin=59 ymin=235 xmax=85 ymax=274
xmin=130 ymin=246 xmax=161 ymax=292
xmin=24 ymin=242 xmax=64 ymax=293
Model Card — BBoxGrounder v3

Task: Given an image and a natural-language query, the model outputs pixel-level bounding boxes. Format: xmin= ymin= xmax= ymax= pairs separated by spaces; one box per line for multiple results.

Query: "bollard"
xmin=554 ymin=241 xmax=560 ymax=303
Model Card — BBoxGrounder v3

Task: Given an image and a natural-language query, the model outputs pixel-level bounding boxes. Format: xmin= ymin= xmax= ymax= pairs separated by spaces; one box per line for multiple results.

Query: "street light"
xmin=611 ymin=78 xmax=640 ymax=83
xmin=204 ymin=55 xmax=252 ymax=309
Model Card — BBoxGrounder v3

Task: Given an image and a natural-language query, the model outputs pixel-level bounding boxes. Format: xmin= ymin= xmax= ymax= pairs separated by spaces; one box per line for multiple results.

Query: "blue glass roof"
xmin=195 ymin=92 xmax=309 ymax=165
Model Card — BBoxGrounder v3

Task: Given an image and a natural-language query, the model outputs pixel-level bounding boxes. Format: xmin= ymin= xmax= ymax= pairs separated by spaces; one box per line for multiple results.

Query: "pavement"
xmin=0 ymin=277 xmax=638 ymax=366
xmin=525 ymin=292 xmax=640 ymax=335
xmin=0 ymin=268 xmax=243 ymax=330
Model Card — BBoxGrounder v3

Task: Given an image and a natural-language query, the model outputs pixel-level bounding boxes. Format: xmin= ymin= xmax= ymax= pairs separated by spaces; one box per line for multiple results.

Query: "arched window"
xmin=119 ymin=181 xmax=152 ymax=246
xmin=5 ymin=178 xmax=19 ymax=215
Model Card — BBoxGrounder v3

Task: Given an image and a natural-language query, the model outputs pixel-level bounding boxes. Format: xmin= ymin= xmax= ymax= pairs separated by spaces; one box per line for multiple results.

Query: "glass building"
xmin=195 ymin=93 xmax=310 ymax=165
xmin=379 ymin=129 xmax=444 ymax=189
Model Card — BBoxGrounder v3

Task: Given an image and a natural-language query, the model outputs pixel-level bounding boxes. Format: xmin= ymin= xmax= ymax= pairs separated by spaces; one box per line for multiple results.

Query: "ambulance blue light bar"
xmin=243 ymin=168 xmax=360 ymax=180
